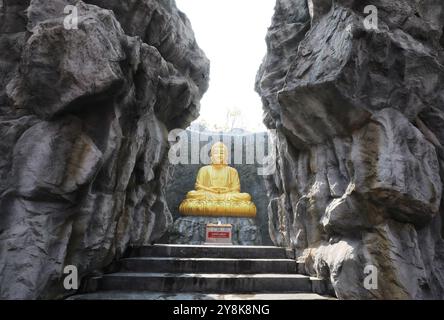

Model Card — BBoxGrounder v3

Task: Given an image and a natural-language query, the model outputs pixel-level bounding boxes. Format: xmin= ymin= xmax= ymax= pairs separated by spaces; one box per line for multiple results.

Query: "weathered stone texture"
xmin=256 ymin=0 xmax=444 ymax=299
xmin=0 ymin=0 xmax=209 ymax=299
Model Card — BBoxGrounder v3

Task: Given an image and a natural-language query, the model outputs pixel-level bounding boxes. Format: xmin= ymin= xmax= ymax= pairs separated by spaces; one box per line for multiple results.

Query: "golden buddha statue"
xmin=179 ymin=142 xmax=257 ymax=218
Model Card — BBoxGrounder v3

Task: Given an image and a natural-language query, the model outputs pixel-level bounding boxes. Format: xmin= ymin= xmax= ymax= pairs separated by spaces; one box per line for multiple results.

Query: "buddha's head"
xmin=210 ymin=142 xmax=228 ymax=166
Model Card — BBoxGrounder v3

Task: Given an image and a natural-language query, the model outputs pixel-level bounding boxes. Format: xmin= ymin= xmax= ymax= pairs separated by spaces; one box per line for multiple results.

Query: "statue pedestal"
xmin=169 ymin=216 xmax=262 ymax=246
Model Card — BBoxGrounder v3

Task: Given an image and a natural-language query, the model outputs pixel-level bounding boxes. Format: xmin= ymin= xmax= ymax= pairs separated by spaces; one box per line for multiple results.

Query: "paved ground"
xmin=68 ymin=291 xmax=335 ymax=300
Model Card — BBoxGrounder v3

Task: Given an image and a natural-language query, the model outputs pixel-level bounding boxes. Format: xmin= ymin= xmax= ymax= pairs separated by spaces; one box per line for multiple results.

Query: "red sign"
xmin=205 ymin=223 xmax=232 ymax=244
xmin=208 ymin=231 xmax=230 ymax=239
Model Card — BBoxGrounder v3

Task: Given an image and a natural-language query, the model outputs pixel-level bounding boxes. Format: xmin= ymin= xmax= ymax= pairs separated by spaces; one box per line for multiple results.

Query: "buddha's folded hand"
xmin=213 ymin=186 xmax=229 ymax=193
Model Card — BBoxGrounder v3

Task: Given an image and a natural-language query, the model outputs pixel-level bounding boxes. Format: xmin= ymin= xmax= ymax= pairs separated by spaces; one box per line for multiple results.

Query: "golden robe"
xmin=179 ymin=165 xmax=257 ymax=217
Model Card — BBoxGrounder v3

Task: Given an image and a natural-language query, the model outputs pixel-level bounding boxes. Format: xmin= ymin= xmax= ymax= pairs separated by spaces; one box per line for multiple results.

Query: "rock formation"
xmin=0 ymin=0 xmax=209 ymax=299
xmin=169 ymin=216 xmax=262 ymax=246
xmin=256 ymin=0 xmax=444 ymax=299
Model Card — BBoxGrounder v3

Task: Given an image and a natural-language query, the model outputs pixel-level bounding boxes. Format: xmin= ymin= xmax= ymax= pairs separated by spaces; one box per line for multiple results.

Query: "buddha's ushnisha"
xmin=179 ymin=142 xmax=257 ymax=217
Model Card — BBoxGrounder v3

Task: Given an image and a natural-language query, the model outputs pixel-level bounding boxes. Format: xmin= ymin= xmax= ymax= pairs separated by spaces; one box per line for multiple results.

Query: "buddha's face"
xmin=210 ymin=143 xmax=228 ymax=165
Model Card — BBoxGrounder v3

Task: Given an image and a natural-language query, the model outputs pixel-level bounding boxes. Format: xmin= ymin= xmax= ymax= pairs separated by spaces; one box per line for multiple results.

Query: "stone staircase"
xmin=69 ymin=244 xmax=335 ymax=300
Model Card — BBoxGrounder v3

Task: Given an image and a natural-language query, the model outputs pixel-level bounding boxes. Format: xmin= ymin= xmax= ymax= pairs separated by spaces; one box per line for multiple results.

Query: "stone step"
xmin=68 ymin=291 xmax=334 ymax=300
xmin=119 ymin=257 xmax=298 ymax=274
xmin=130 ymin=244 xmax=293 ymax=259
xmin=88 ymin=272 xmax=315 ymax=294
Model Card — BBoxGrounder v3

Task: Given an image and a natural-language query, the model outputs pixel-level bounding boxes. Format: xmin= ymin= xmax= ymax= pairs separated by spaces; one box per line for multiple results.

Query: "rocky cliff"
xmin=0 ymin=0 xmax=209 ymax=299
xmin=256 ymin=0 xmax=444 ymax=299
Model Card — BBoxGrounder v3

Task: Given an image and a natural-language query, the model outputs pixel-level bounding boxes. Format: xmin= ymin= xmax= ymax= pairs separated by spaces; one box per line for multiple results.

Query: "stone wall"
xmin=164 ymin=128 xmax=273 ymax=245
xmin=0 ymin=0 xmax=209 ymax=299
xmin=256 ymin=0 xmax=444 ymax=299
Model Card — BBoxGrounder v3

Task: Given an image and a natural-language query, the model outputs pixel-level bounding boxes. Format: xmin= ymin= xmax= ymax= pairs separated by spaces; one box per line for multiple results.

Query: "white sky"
xmin=175 ymin=0 xmax=276 ymax=132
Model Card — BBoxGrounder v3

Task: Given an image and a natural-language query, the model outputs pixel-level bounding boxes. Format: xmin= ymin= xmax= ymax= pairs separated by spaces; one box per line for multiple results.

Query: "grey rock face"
xmin=256 ymin=0 xmax=444 ymax=299
xmin=0 ymin=0 xmax=209 ymax=299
